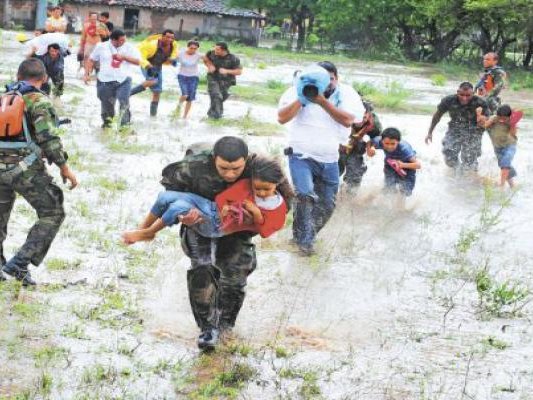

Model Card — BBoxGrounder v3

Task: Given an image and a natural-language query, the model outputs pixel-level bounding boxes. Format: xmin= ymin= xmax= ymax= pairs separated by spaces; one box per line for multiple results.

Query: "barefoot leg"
xmin=123 ymin=219 xmax=166 ymax=244
xmin=138 ymin=212 xmax=159 ymax=229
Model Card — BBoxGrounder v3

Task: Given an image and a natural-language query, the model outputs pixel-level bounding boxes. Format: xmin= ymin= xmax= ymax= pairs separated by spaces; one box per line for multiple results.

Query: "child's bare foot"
xmin=122 ymin=230 xmax=156 ymax=245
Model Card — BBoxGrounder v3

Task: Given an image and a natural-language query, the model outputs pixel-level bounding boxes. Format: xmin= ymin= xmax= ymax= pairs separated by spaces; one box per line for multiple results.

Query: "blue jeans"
xmin=494 ymin=144 xmax=517 ymax=179
xmin=96 ymin=77 xmax=131 ymax=126
xmin=142 ymin=66 xmax=163 ymax=93
xmin=384 ymin=165 xmax=416 ymax=196
xmin=150 ymin=191 xmax=222 ymax=238
xmin=178 ymin=75 xmax=199 ymax=101
xmin=288 ymin=155 xmax=339 ymax=247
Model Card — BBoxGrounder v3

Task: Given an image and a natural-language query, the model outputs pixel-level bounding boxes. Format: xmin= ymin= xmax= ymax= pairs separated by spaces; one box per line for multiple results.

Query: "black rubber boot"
xmin=150 ymin=101 xmax=159 ymax=117
xmin=197 ymin=328 xmax=220 ymax=351
xmin=129 ymin=84 xmax=146 ymax=96
xmin=2 ymin=255 xmax=36 ymax=286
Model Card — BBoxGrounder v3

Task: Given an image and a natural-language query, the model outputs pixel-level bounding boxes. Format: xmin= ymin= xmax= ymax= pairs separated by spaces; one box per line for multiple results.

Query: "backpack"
xmin=0 ymin=90 xmax=42 ymax=169
xmin=0 ymin=92 xmax=26 ymax=138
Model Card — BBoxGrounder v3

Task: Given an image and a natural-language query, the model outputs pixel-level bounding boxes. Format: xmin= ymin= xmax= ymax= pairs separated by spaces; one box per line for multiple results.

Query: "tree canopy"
xmin=232 ymin=0 xmax=533 ymax=67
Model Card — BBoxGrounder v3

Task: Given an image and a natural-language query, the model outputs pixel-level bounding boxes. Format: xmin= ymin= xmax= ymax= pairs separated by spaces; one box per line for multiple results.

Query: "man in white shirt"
xmin=278 ymin=61 xmax=365 ymax=255
xmin=84 ymin=30 xmax=141 ymax=128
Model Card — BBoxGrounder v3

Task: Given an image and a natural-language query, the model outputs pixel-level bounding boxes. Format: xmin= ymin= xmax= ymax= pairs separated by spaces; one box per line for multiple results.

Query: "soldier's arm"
xmin=202 ymin=53 xmax=216 ymax=73
xmin=27 ymin=99 xmax=68 ymax=167
xmin=426 ymin=109 xmax=445 ymax=144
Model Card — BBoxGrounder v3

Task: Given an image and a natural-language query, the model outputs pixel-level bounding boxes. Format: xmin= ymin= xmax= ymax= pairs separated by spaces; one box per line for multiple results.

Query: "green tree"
xmin=230 ymin=0 xmax=320 ymax=51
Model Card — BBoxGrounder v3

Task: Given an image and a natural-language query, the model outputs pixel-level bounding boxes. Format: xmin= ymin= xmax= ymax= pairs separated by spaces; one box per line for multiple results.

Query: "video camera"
xmin=294 ymin=65 xmax=330 ymax=106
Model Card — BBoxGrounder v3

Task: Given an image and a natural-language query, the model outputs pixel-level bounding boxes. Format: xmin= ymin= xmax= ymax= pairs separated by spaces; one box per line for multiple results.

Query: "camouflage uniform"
xmin=338 ymin=106 xmax=382 ymax=189
xmin=0 ymin=84 xmax=67 ymax=275
xmin=160 ymin=148 xmax=256 ymax=331
xmin=474 ymin=66 xmax=506 ymax=114
xmin=205 ymin=50 xmax=241 ymax=119
xmin=437 ymin=94 xmax=489 ymax=171
xmin=37 ymin=53 xmax=65 ymax=98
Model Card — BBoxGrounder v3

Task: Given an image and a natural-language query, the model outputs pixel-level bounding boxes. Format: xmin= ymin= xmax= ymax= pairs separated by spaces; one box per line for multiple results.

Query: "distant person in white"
xmin=84 ymin=29 xmax=141 ymax=128
xmin=278 ymin=61 xmax=365 ymax=256
xmin=23 ymin=31 xmax=70 ymax=57
xmin=176 ymin=39 xmax=202 ymax=119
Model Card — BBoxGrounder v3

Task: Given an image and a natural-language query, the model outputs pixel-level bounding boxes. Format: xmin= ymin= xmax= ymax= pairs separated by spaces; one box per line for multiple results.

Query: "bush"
xmin=266 ymin=25 xmax=281 ymax=35
xmin=431 ymin=74 xmax=447 ymax=86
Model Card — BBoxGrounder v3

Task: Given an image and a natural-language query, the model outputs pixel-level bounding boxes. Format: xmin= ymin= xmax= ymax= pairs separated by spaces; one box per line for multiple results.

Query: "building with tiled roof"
xmin=2 ymin=0 xmax=264 ymax=45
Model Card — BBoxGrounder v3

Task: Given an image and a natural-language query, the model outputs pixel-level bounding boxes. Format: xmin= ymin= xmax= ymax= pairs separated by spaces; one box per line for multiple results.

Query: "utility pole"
xmin=36 ymin=0 xmax=48 ymax=29
xmin=3 ymin=0 xmax=10 ymax=27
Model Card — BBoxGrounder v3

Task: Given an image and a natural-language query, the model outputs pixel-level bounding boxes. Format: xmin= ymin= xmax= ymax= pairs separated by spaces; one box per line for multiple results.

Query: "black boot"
xmin=2 ymin=256 xmax=36 ymax=286
xmin=197 ymin=327 xmax=220 ymax=351
xmin=150 ymin=101 xmax=159 ymax=117
xmin=129 ymin=84 xmax=146 ymax=96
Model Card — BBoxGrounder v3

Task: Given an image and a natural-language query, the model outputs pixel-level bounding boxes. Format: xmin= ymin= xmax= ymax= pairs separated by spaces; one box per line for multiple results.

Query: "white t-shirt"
xmin=26 ymin=33 xmax=69 ymax=56
xmin=178 ymin=49 xmax=202 ymax=77
xmin=278 ymin=83 xmax=365 ymax=163
xmin=90 ymin=41 xmax=141 ymax=83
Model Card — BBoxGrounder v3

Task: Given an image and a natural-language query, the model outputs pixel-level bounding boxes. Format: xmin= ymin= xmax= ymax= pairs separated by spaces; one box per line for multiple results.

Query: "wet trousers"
xmin=96 ymin=77 xmax=132 ymax=127
xmin=207 ymin=79 xmax=231 ymax=119
xmin=181 ymin=226 xmax=256 ymax=331
xmin=41 ymin=70 xmax=64 ymax=97
xmin=0 ymin=168 xmax=65 ymax=270
xmin=288 ymin=155 xmax=339 ymax=248
xmin=338 ymin=149 xmax=367 ymax=188
xmin=442 ymin=128 xmax=483 ymax=171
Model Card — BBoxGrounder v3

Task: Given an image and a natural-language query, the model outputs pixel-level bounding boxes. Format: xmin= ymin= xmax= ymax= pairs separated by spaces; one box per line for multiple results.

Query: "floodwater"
xmin=1 ymin=30 xmax=533 ymax=399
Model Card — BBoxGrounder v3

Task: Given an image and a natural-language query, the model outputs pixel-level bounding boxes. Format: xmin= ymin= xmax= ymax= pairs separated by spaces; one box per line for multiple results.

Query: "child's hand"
xmin=242 ymin=199 xmax=259 ymax=213
xmin=221 ymin=204 xmax=230 ymax=217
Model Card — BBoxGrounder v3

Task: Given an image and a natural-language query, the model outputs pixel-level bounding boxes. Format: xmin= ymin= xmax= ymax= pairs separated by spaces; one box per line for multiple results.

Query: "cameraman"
xmin=278 ymin=61 xmax=365 ymax=256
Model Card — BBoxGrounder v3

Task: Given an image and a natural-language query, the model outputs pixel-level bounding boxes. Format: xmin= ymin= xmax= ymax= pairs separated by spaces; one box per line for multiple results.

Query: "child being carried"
xmin=122 ymin=156 xmax=294 ymax=244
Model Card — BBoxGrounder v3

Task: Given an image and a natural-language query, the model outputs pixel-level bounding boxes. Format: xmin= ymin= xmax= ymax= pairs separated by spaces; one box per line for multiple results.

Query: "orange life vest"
xmin=0 ymin=92 xmax=26 ymax=138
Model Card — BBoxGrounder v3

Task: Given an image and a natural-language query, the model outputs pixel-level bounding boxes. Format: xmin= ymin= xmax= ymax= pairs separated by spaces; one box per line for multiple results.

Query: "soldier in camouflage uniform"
xmin=160 ymin=136 xmax=257 ymax=350
xmin=474 ymin=52 xmax=506 ymax=114
xmin=0 ymin=59 xmax=77 ymax=285
xmin=202 ymin=42 xmax=242 ymax=119
xmin=338 ymin=101 xmax=382 ymax=193
xmin=426 ymin=82 xmax=490 ymax=172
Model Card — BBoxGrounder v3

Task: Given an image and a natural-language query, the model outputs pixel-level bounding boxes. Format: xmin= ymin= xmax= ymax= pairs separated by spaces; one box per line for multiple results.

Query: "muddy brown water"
xmin=1 ymin=30 xmax=533 ymax=399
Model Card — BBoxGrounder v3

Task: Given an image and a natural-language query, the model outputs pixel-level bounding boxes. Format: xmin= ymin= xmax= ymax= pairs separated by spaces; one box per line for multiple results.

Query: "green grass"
xmin=352 ymin=81 xmax=412 ymax=110
xmin=106 ymin=141 xmax=153 ymax=154
xmin=206 ymin=110 xmax=282 ymax=136
xmin=33 ymin=345 xmax=69 ymax=368
xmin=475 ymin=268 xmax=530 ymax=318
xmin=46 ymin=257 xmax=82 ymax=271
xmin=430 ymin=73 xmax=447 ymax=86
xmin=481 ymin=336 xmax=510 ymax=350
xmin=61 ymin=323 xmax=88 ymax=339
xmin=94 ymin=177 xmax=128 ymax=192
xmin=231 ymin=80 xmax=288 ymax=106
xmin=189 ymin=362 xmax=257 ymax=400
xmin=81 ymin=363 xmax=119 ymax=385
xmin=11 ymin=302 xmax=43 ymax=321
